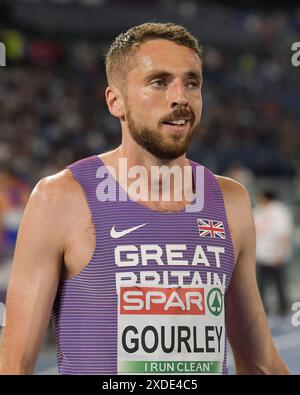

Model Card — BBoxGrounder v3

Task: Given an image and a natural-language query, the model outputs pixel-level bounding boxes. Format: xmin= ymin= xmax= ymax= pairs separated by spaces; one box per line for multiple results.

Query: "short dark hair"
xmin=105 ymin=22 xmax=203 ymax=87
xmin=260 ymin=190 xmax=278 ymax=201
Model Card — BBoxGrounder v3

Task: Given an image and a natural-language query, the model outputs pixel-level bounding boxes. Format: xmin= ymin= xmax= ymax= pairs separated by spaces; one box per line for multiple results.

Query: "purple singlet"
xmin=52 ymin=155 xmax=235 ymax=375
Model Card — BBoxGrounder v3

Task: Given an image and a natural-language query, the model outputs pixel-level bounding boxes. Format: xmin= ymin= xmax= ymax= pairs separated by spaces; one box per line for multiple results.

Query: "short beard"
xmin=126 ymin=110 xmax=199 ymax=160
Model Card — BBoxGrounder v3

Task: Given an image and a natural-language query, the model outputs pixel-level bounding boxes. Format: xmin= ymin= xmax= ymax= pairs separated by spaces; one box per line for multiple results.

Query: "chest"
xmin=63 ymin=207 xmax=234 ymax=291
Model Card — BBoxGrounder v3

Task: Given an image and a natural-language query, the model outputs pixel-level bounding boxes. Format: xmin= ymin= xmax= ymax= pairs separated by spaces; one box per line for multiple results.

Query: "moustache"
xmin=160 ymin=107 xmax=195 ymax=125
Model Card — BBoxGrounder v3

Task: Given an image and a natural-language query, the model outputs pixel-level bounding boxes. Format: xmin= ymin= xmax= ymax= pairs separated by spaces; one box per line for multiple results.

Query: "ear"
xmin=105 ymin=85 xmax=125 ymax=119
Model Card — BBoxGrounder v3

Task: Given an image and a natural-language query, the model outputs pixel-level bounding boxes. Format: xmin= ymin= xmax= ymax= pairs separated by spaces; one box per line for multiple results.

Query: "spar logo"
xmin=207 ymin=288 xmax=223 ymax=316
xmin=120 ymin=287 xmax=206 ymax=315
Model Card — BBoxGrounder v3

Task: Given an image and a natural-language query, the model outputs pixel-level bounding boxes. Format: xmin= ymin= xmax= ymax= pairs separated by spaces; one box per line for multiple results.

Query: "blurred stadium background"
xmin=0 ymin=0 xmax=300 ymax=374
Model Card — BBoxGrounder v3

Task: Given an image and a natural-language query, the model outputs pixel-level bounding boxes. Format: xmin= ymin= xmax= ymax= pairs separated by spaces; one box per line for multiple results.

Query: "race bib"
xmin=117 ymin=284 xmax=225 ymax=374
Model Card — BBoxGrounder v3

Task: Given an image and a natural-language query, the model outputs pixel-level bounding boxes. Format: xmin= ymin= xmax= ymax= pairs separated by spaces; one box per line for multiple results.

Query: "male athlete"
xmin=0 ymin=23 xmax=289 ymax=374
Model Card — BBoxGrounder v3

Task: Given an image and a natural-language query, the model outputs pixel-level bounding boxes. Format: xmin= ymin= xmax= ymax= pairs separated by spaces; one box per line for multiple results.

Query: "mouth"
xmin=162 ymin=119 xmax=191 ymax=132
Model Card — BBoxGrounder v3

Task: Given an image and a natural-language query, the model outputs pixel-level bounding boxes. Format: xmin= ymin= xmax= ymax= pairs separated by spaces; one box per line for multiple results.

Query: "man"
xmin=254 ymin=190 xmax=294 ymax=316
xmin=0 ymin=23 xmax=289 ymax=374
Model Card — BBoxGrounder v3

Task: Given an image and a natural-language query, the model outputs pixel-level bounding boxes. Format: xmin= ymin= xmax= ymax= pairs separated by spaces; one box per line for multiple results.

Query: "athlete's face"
xmin=123 ymin=39 xmax=203 ymax=160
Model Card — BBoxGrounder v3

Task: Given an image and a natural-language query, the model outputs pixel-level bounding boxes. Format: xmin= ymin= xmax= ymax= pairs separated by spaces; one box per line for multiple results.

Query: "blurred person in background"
xmin=0 ymin=168 xmax=30 ymax=254
xmin=0 ymin=167 xmax=30 ymax=302
xmin=0 ymin=167 xmax=30 ymax=257
xmin=254 ymin=190 xmax=294 ymax=317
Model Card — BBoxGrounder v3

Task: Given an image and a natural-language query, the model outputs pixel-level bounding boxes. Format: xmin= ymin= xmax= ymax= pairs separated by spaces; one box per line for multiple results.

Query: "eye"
xmin=151 ymin=79 xmax=167 ymax=88
xmin=186 ymin=80 xmax=200 ymax=89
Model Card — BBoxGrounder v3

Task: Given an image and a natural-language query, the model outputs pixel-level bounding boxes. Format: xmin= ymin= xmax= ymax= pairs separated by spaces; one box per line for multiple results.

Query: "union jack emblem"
xmin=197 ymin=218 xmax=226 ymax=239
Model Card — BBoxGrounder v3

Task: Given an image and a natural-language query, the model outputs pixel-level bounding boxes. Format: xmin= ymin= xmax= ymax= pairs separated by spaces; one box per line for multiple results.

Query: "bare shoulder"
xmin=32 ymin=169 xmax=79 ymax=204
xmin=215 ymin=175 xmax=254 ymax=260
xmin=24 ymin=169 xmax=86 ymax=234
xmin=215 ymin=175 xmax=253 ymax=216
xmin=215 ymin=175 xmax=250 ymax=203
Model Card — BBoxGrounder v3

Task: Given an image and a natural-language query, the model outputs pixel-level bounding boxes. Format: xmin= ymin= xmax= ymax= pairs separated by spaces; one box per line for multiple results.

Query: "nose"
xmin=170 ymin=81 xmax=188 ymax=108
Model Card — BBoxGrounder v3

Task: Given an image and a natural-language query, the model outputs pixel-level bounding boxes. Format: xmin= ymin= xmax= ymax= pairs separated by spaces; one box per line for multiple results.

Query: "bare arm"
xmin=0 ymin=172 xmax=72 ymax=374
xmin=218 ymin=176 xmax=289 ymax=374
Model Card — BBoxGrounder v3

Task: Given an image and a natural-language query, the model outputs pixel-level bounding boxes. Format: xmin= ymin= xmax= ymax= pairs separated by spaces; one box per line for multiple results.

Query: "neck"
xmin=99 ymin=144 xmax=195 ymax=209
